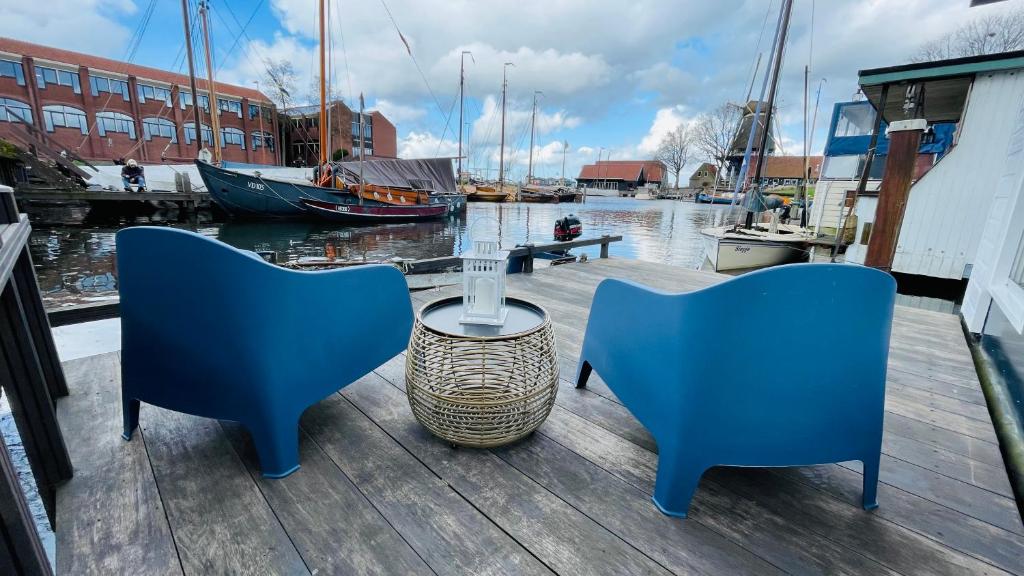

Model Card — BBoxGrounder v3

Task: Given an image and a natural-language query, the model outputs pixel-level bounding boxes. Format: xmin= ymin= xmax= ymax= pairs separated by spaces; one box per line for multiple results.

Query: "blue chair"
xmin=117 ymin=227 xmax=413 ymax=478
xmin=576 ymin=263 xmax=895 ymax=518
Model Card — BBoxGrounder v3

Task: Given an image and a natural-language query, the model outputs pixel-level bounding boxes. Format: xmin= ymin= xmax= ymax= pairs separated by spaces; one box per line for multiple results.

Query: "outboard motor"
xmin=554 ymin=214 xmax=583 ymax=241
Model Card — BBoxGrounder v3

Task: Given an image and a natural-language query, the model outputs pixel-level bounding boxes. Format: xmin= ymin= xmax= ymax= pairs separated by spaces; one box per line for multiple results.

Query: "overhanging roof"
xmin=858 ymin=50 xmax=1024 ymax=124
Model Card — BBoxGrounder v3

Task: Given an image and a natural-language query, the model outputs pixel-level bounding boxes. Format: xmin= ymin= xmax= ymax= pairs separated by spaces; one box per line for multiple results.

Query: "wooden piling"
xmin=864 ymin=119 xmax=926 ymax=271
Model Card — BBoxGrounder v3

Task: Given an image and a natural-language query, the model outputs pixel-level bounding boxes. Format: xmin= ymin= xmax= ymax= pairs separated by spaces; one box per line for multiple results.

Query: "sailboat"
xmin=699 ymin=0 xmax=813 ymax=272
xmin=193 ymin=0 xmax=460 ymax=221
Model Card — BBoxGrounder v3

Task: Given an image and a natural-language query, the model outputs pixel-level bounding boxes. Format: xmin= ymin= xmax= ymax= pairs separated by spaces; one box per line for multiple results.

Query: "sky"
xmin=2 ymin=0 xmax=1022 ymax=181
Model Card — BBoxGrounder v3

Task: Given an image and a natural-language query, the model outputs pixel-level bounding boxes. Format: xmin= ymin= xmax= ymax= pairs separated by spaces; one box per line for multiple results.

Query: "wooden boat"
xmin=519 ymin=186 xmax=559 ymax=203
xmin=196 ymin=160 xmax=457 ymax=221
xmin=696 ymin=191 xmax=744 ymax=204
xmin=468 ymin=183 xmax=517 ymax=202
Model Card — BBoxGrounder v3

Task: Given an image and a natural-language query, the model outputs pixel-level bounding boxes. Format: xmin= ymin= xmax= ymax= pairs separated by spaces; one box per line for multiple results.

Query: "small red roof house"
xmin=576 ymin=160 xmax=665 ymax=191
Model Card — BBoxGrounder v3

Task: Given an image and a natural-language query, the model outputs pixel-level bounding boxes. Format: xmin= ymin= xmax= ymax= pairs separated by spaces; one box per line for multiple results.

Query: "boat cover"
xmin=333 ymin=158 xmax=456 ymax=192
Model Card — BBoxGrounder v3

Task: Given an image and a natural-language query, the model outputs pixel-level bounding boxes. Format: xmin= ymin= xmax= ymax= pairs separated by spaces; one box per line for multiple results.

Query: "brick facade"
xmin=0 ymin=37 xmax=279 ymax=166
xmin=282 ymin=102 xmax=398 ymax=166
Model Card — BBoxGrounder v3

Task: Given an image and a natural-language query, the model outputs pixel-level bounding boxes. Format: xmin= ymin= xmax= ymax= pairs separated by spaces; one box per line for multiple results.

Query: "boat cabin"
xmin=811 ymin=49 xmax=1024 ymax=280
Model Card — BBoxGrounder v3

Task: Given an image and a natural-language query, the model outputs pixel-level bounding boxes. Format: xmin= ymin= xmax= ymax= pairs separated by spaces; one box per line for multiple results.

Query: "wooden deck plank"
xmin=301 ymin=390 xmax=554 ymax=576
xmin=139 ymin=406 xmax=310 ymax=575
xmin=886 ymin=368 xmax=988 ymax=406
xmin=55 ymin=353 xmax=182 ymax=576
xmin=341 ymin=373 xmax=679 ymax=576
xmin=220 ymin=424 xmax=433 ymax=575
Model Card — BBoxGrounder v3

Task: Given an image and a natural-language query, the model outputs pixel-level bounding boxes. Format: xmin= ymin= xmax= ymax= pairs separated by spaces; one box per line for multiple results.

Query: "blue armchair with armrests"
xmin=117 ymin=227 xmax=413 ymax=478
xmin=575 ymin=263 xmax=896 ymax=517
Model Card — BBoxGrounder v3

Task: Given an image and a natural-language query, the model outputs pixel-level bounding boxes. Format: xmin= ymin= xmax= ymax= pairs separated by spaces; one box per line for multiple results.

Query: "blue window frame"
xmin=138 ymin=83 xmax=172 ymax=106
xmin=96 ymin=111 xmax=136 ymax=139
xmin=0 ymin=98 xmax=32 ymax=124
xmin=34 ymin=66 xmax=81 ymax=94
xmin=220 ymin=127 xmax=245 ymax=149
xmin=90 ymin=75 xmax=130 ymax=101
xmin=143 ymin=117 xmax=177 ymax=142
xmin=0 ymin=59 xmax=25 ymax=86
xmin=184 ymin=122 xmax=213 ymax=145
xmin=42 ymin=105 xmax=87 ymax=134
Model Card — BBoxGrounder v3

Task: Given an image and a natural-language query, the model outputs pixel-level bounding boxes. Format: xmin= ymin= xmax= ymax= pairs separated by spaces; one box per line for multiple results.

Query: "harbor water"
xmin=28 ymin=197 xmax=739 ymax=307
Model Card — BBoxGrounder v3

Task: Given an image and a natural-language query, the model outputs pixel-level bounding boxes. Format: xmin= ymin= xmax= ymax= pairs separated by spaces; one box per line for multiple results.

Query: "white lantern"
xmin=459 ymin=219 xmax=509 ymax=326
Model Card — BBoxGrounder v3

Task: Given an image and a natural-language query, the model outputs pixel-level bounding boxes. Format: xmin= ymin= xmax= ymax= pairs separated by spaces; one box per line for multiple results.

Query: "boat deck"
xmin=54 ymin=259 xmax=1023 ymax=575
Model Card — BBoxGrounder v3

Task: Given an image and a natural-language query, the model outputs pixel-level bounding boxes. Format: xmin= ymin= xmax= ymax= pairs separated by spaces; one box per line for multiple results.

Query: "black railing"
xmin=0 ymin=184 xmax=72 ymax=575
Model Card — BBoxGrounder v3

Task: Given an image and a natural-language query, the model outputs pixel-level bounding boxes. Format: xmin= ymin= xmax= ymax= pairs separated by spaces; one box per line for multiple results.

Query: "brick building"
xmin=0 ymin=37 xmax=279 ymax=165
xmin=282 ymin=102 xmax=398 ymax=167
xmin=745 ymin=155 xmax=824 ymax=187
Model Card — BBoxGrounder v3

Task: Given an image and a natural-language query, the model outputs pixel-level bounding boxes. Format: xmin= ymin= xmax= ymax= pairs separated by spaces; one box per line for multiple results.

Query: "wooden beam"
xmin=865 ymin=119 xmax=926 ymax=271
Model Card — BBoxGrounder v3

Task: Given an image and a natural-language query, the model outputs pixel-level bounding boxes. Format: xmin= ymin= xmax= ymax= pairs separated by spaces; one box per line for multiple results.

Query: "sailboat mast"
xmin=458 ymin=51 xmax=467 ymax=184
xmin=746 ymin=0 xmax=793 ymax=228
xmin=358 ymin=94 xmax=365 ymax=206
xmin=318 ymin=0 xmax=328 ymax=167
xmin=800 ymin=64 xmax=809 ymax=227
xmin=180 ymin=0 xmax=204 ymax=158
xmin=561 ymin=141 xmax=567 ymax=186
xmin=198 ymin=0 xmax=222 ymax=165
xmin=527 ymin=91 xmax=539 ymax=184
xmin=499 ymin=62 xmax=511 ymax=186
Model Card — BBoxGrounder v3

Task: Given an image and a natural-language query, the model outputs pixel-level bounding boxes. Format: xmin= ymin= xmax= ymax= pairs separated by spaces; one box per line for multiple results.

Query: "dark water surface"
xmin=29 ymin=197 xmax=737 ymax=306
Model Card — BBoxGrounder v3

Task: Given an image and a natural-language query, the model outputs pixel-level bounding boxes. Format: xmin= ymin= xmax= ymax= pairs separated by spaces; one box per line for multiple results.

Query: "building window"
xmin=217 ymin=98 xmax=242 ymax=118
xmin=96 ymin=111 xmax=136 ymax=139
xmin=0 ymin=59 xmax=26 ymax=86
xmin=137 ymin=83 xmax=172 ymax=106
xmin=90 ymin=75 xmax=130 ymax=101
xmin=184 ymin=122 xmax=213 ymax=145
xmin=251 ymin=131 xmax=275 ymax=151
xmin=179 ymin=91 xmax=210 ymax=112
xmin=35 ymin=66 xmax=81 ymax=94
xmin=0 ymin=98 xmax=32 ymax=124
xmin=220 ymin=127 xmax=245 ymax=149
xmin=143 ymin=117 xmax=176 ymax=142
xmin=42 ymin=105 xmax=87 ymax=134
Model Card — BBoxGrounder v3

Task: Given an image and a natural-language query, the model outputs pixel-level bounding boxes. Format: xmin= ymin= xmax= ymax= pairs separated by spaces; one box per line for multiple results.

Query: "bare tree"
xmin=656 ymin=124 xmax=692 ymax=189
xmin=912 ymin=8 xmax=1024 ymax=62
xmin=693 ymin=103 xmax=742 ymax=183
xmin=263 ymin=59 xmax=296 ymax=111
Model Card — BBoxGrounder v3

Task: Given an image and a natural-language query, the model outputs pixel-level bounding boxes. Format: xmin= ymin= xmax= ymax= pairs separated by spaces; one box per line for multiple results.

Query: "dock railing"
xmin=0 ymin=184 xmax=71 ymax=575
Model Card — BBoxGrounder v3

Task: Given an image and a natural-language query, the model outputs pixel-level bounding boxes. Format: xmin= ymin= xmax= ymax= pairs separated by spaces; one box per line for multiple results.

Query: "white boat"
xmin=634 ymin=191 xmax=654 ymax=200
xmin=700 ymin=223 xmax=810 ymax=272
xmin=582 ymin=187 xmax=621 ymax=197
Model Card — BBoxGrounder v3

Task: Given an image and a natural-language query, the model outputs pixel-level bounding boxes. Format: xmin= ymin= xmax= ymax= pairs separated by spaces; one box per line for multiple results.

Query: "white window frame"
xmin=986 ymin=94 xmax=1024 ymax=334
xmin=42 ymin=105 xmax=87 ymax=134
xmin=142 ymin=117 xmax=177 ymax=142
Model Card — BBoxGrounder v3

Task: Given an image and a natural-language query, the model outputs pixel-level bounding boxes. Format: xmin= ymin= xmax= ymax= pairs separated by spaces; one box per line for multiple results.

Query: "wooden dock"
xmin=14 ymin=187 xmax=208 ymax=210
xmin=53 ymin=259 xmax=1023 ymax=575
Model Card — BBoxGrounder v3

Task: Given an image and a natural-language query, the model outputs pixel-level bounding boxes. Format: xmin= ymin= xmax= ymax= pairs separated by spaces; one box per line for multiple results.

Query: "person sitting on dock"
xmin=121 ymin=159 xmax=147 ymax=193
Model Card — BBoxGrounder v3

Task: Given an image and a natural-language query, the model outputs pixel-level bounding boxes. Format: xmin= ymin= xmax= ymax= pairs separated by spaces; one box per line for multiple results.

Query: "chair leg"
xmin=122 ymin=398 xmax=140 ymax=441
xmin=862 ymin=453 xmax=881 ymax=510
xmin=575 ymin=360 xmax=593 ymax=389
xmin=248 ymin=417 xmax=301 ymax=479
xmin=651 ymin=452 xmax=703 ymax=518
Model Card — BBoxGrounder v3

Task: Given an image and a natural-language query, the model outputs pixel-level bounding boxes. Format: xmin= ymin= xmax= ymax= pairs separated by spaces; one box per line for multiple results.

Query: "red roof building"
xmin=576 ymin=159 xmax=665 ymax=191
xmin=746 ymin=156 xmax=824 ymax=186
xmin=0 ymin=36 xmax=280 ymax=165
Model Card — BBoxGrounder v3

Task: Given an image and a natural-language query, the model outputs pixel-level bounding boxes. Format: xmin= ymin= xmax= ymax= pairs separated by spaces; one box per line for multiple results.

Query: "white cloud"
xmin=399 ymin=131 xmax=459 ymax=158
xmin=371 ymin=99 xmax=427 ymax=124
xmin=637 ymin=106 xmax=694 ymax=155
xmin=0 ymin=0 xmax=137 ymax=57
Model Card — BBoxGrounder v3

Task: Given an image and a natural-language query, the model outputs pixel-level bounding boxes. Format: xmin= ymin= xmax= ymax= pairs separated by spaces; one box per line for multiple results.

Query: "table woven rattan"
xmin=405 ymin=296 xmax=559 ymax=447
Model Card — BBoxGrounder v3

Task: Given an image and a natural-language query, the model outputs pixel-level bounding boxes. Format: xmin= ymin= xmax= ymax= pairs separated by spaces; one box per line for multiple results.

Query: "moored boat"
xmin=700 ymin=223 xmax=810 ymax=271
xmin=196 ymin=158 xmax=460 ymax=221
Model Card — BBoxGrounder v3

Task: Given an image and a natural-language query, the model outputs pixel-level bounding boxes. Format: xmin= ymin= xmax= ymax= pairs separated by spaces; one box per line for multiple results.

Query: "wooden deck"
xmin=54 ymin=259 xmax=1023 ymax=575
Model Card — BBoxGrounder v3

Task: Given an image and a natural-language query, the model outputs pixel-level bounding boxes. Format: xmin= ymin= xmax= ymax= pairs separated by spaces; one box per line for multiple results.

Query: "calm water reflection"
xmin=28 ymin=197 xmax=739 ymax=306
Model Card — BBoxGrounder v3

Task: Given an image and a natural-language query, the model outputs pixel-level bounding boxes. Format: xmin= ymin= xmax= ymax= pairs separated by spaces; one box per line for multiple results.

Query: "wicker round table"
xmin=405 ymin=296 xmax=559 ymax=447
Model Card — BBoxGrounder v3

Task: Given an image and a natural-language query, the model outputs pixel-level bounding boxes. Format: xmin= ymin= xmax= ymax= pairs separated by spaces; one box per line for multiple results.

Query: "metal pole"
xmin=317 ymin=0 xmax=327 ymax=167
xmin=458 ymin=51 xmax=471 ymax=184
xmin=527 ymin=91 xmax=540 ymax=184
xmin=198 ymin=0 xmax=222 ymax=165
xmin=561 ymin=140 xmax=567 ymax=186
xmin=255 ymin=80 xmax=266 ymax=165
xmin=746 ymin=0 xmax=793 ymax=229
xmin=499 ymin=62 xmax=512 ymax=190
xmin=358 ymin=94 xmax=365 ymax=205
xmin=800 ymin=64 xmax=809 ymax=227
xmin=181 ymin=0 xmax=204 ymax=159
